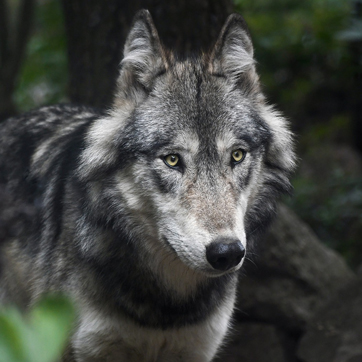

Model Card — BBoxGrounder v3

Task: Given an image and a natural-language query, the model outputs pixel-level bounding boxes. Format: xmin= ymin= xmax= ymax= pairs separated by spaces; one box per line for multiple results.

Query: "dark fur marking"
xmin=79 ymin=237 xmax=236 ymax=329
xmin=239 ymin=164 xmax=252 ymax=190
xmin=211 ymin=73 xmax=227 ymax=78
xmin=150 ymin=168 xmax=172 ymax=194
xmin=43 ymin=119 xmax=97 ymax=247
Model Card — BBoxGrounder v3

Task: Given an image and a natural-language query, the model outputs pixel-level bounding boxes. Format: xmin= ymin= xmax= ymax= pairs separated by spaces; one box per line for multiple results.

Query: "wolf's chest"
xmin=72 ymin=296 xmax=234 ymax=362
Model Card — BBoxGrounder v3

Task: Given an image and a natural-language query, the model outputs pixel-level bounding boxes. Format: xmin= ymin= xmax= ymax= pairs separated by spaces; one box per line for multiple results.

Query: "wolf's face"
xmin=80 ymin=12 xmax=295 ymax=277
xmin=115 ymin=70 xmax=273 ymax=276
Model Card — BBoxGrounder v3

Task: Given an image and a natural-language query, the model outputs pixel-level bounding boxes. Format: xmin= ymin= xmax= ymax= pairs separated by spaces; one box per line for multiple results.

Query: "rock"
xmin=214 ymin=322 xmax=297 ymax=362
xmin=297 ymin=275 xmax=362 ymax=362
xmin=236 ymin=204 xmax=355 ymax=332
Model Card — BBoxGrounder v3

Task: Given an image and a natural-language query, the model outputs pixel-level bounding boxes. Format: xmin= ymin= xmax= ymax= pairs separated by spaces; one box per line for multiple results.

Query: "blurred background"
xmin=0 ymin=0 xmax=361 ymax=361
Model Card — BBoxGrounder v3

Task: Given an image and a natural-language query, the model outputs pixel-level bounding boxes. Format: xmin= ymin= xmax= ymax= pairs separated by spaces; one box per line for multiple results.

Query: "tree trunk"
xmin=351 ymin=1 xmax=362 ymax=154
xmin=61 ymin=0 xmax=233 ymax=109
xmin=0 ymin=0 xmax=35 ymax=121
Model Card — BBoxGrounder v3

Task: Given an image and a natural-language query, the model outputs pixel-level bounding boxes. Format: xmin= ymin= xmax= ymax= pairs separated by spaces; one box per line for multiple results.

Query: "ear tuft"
xmin=209 ymin=14 xmax=257 ymax=86
xmin=117 ymin=10 xmax=167 ymax=101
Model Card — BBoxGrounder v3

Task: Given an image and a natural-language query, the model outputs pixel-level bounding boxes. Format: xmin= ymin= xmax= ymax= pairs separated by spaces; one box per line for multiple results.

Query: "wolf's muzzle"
xmin=206 ymin=239 xmax=245 ymax=271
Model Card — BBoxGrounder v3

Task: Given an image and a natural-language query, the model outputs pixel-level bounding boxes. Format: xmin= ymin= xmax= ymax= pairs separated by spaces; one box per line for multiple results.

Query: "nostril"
xmin=206 ymin=239 xmax=245 ymax=271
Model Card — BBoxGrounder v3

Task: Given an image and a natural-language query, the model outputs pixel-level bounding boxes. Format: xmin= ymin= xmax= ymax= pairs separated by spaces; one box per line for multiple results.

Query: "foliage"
xmin=14 ymin=0 xmax=67 ymax=111
xmin=234 ymin=0 xmax=352 ymax=129
xmin=0 ymin=295 xmax=75 ymax=362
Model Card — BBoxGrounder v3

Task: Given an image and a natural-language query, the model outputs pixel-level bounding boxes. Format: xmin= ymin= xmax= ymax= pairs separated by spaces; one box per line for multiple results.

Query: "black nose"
xmin=206 ymin=239 xmax=245 ymax=271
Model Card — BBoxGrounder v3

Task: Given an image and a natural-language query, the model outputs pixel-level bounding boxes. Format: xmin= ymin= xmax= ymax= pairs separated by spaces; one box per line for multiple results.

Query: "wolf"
xmin=0 ymin=9 xmax=295 ymax=362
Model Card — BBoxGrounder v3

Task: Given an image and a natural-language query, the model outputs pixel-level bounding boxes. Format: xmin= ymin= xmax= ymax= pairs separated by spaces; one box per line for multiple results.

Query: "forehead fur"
xmin=121 ymin=58 xmax=269 ymax=153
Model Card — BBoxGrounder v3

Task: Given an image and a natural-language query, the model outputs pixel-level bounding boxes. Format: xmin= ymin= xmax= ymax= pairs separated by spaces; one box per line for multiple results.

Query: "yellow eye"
xmin=231 ymin=149 xmax=245 ymax=163
xmin=164 ymin=154 xmax=179 ymax=167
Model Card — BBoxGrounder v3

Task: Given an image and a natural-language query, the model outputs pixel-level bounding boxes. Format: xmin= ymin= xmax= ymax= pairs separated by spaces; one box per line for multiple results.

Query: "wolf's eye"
xmin=231 ymin=149 xmax=246 ymax=164
xmin=164 ymin=154 xmax=180 ymax=168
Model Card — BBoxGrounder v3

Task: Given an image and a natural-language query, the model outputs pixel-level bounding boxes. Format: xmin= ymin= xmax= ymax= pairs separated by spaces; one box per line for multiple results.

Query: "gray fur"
xmin=0 ymin=10 xmax=295 ymax=362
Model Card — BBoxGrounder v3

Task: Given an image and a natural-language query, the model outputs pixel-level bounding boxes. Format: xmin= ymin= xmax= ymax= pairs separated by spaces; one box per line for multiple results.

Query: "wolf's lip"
xmin=202 ymin=265 xmax=242 ymax=278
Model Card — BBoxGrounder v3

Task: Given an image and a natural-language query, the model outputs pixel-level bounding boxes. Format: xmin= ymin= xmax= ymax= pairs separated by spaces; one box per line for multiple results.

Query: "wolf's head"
xmin=79 ymin=10 xmax=295 ymax=278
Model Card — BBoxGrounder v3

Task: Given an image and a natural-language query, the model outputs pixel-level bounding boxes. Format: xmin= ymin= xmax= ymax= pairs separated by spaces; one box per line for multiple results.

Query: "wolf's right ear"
xmin=116 ymin=10 xmax=168 ymax=101
xmin=208 ymin=14 xmax=259 ymax=92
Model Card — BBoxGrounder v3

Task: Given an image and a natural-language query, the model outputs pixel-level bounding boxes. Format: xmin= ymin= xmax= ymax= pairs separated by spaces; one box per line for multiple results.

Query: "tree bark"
xmin=351 ymin=1 xmax=362 ymax=154
xmin=61 ymin=0 xmax=233 ymax=109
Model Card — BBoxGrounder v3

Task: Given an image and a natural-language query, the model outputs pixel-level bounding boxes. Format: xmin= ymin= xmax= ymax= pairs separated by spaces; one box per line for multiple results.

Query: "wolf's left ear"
xmin=209 ymin=14 xmax=259 ymax=91
xmin=116 ymin=10 xmax=168 ymax=101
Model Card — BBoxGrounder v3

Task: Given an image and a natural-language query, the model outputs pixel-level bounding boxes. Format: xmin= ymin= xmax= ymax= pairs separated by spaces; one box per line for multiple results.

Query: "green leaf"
xmin=0 ymin=295 xmax=75 ymax=362
xmin=26 ymin=296 xmax=75 ymax=362
xmin=0 ymin=309 xmax=28 ymax=362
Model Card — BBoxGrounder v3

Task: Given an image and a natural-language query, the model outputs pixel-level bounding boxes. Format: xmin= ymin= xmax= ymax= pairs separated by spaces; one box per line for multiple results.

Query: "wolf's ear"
xmin=117 ymin=10 xmax=168 ymax=101
xmin=208 ymin=14 xmax=258 ymax=90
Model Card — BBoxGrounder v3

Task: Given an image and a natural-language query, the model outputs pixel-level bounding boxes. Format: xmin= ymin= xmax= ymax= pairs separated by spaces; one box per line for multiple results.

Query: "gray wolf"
xmin=0 ymin=10 xmax=295 ymax=362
